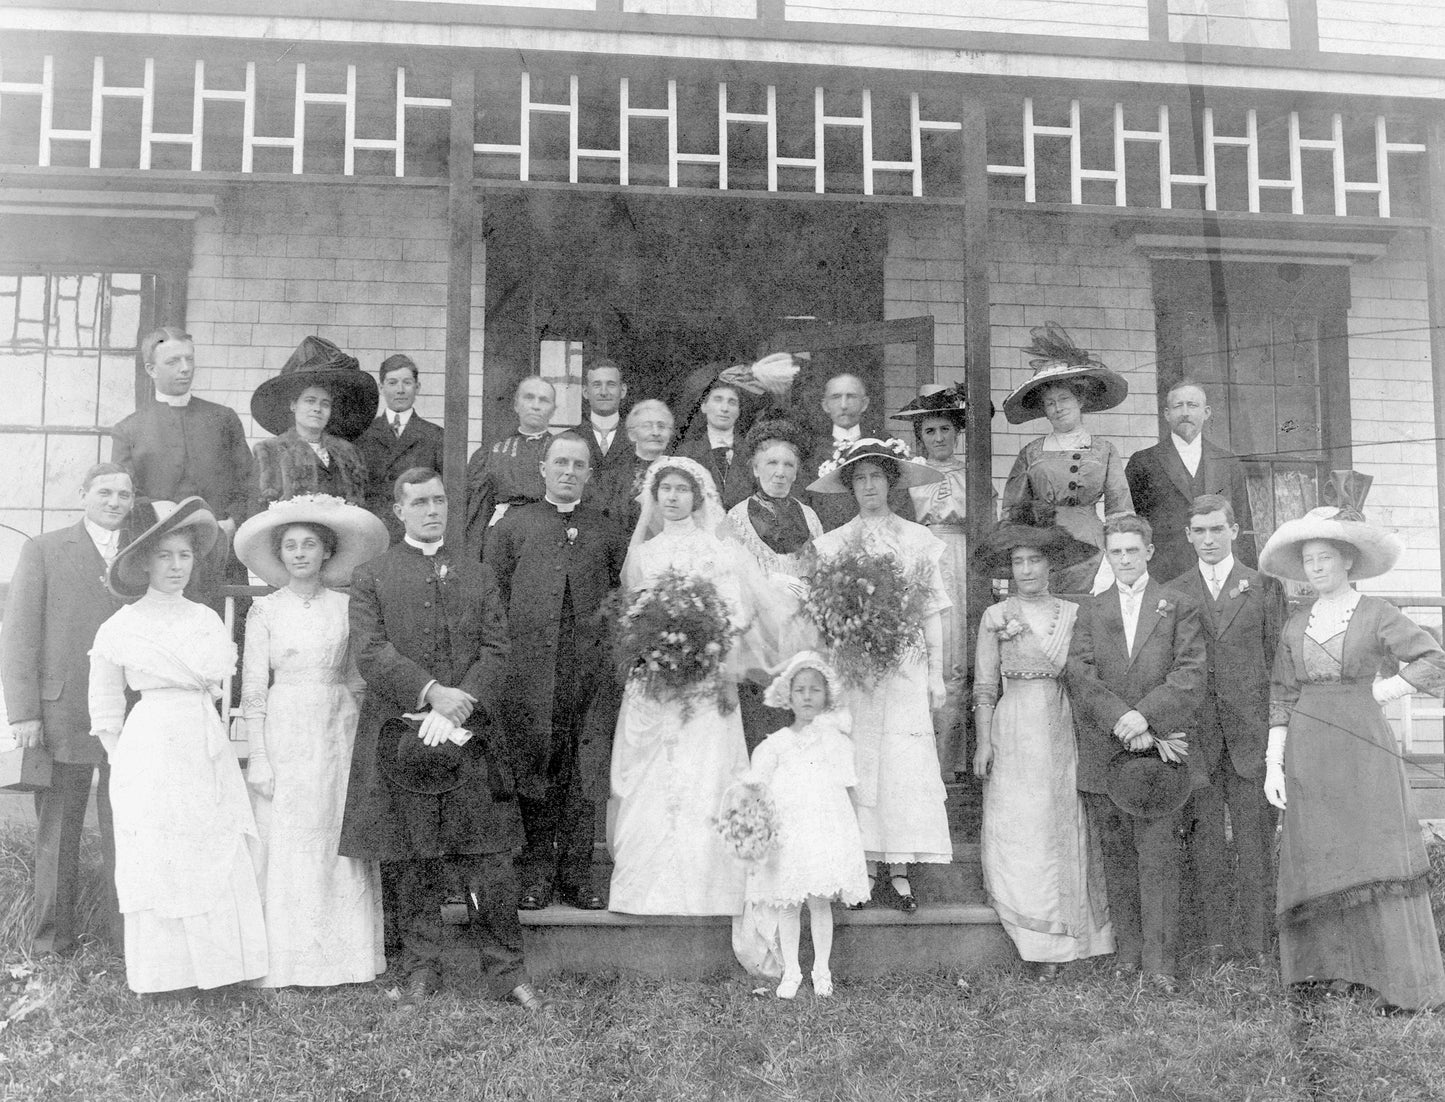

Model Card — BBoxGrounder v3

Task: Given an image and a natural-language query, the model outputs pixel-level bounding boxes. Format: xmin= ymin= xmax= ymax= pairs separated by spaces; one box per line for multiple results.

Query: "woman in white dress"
xmin=234 ymin=494 xmax=389 ymax=987
xmin=608 ymin=457 xmax=751 ymax=916
xmin=806 ymin=439 xmax=954 ymax=910
xmin=892 ymin=383 xmax=993 ymax=778
xmin=89 ymin=499 xmax=268 ymax=994
xmin=972 ymin=504 xmax=1114 ymax=976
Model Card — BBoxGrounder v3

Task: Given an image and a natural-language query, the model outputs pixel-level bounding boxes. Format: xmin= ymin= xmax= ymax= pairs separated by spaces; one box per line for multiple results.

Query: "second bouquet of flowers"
xmin=802 ymin=543 xmax=931 ymax=689
xmin=610 ymin=567 xmax=739 ymax=719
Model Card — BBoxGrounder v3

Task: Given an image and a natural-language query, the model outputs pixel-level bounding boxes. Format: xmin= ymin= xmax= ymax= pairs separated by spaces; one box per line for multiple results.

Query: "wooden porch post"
xmin=961 ymin=95 xmax=995 ymax=669
xmin=443 ymin=67 xmax=476 ymax=550
xmin=1424 ymin=117 xmax=1445 ymax=593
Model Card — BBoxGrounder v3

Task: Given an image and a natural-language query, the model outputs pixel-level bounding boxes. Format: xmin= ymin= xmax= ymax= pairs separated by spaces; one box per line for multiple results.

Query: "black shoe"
xmin=560 ymin=887 xmax=606 ymax=911
xmin=399 ymin=969 xmax=439 ymax=1007
xmin=518 ymin=884 xmax=552 ymax=911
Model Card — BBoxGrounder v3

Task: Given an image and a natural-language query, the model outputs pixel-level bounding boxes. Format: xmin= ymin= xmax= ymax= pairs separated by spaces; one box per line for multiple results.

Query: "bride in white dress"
xmin=607 ymin=457 xmax=754 ymax=916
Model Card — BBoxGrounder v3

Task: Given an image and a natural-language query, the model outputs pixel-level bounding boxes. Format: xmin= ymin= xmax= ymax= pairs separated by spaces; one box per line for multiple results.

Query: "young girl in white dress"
xmin=737 ymin=652 xmax=869 ymax=999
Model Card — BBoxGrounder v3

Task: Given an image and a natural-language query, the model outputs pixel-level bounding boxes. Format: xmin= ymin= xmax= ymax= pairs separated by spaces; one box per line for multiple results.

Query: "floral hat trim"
xmin=763 ymin=650 xmax=847 ymax=712
xmin=814 ymin=437 xmax=918 ymax=480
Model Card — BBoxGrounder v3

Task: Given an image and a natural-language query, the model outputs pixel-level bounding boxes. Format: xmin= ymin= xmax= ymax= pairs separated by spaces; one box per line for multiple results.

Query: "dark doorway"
xmin=481 ymin=191 xmax=887 ymax=443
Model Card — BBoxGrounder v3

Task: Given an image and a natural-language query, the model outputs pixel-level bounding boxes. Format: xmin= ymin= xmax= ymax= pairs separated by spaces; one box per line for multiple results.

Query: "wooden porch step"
xmin=519 ymin=901 xmax=1010 ymax=980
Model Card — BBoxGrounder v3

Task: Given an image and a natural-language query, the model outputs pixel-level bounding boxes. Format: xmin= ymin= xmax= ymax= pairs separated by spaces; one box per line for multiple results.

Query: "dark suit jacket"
xmin=111 ymin=397 xmax=253 ymax=523
xmin=674 ymin=436 xmax=755 ymax=510
xmin=356 ymin=413 xmax=445 ymax=543
xmin=591 ymin=451 xmax=654 ymax=534
xmin=1125 ymin=438 xmax=1257 ymax=584
xmin=483 ymin=501 xmax=626 ymax=798
xmin=1066 ymin=578 xmax=1207 ymax=795
xmin=1 ymin=523 xmax=128 ymax=764
xmin=578 ymin=416 xmax=628 ymax=478
xmin=339 ymin=542 xmax=522 ymax=861
xmin=1164 ymin=562 xmax=1286 ymax=781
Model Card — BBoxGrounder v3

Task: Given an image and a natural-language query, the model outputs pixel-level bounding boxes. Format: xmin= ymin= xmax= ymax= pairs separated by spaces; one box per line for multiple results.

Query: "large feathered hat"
xmin=250 ymin=335 xmax=379 ymax=441
xmin=1001 ymin=323 xmax=1128 ymax=425
xmin=974 ymin=502 xmax=1099 ymax=578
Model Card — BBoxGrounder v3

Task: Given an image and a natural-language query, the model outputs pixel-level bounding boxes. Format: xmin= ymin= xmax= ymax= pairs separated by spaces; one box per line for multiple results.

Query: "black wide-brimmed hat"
xmin=805 ymin=438 xmax=944 ymax=494
xmin=383 ymin=716 xmax=470 ymax=795
xmin=1259 ymin=470 xmax=1402 ymax=584
xmin=974 ymin=502 xmax=1099 ymax=578
xmin=1105 ymin=749 xmax=1192 ymax=819
xmin=250 ymin=335 xmax=379 ymax=441
xmin=107 ymin=496 xmax=221 ymax=599
xmin=1002 ymin=323 xmax=1128 ymax=425
xmin=890 ymin=382 xmax=996 ymax=425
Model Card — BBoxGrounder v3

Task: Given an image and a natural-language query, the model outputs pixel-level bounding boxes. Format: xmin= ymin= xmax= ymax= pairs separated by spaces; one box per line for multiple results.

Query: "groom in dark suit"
xmin=340 ymin=467 xmax=546 ymax=1010
xmin=1 ymin=463 xmax=133 ymax=954
xmin=357 ymin=354 xmax=446 ymax=544
xmin=676 ymin=381 xmax=754 ymax=509
xmin=1125 ymin=380 xmax=1256 ymax=584
xmin=1067 ymin=513 xmax=1206 ymax=990
xmin=485 ymin=432 xmax=626 ymax=911
xmin=1165 ymin=494 xmax=1286 ymax=961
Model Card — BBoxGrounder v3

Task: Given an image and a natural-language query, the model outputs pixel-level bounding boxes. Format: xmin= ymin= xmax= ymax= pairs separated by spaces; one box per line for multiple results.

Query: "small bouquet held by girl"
xmin=802 ymin=539 xmax=933 ymax=689
xmin=726 ymin=652 xmax=870 ymax=999
xmin=610 ymin=566 xmax=740 ymax=720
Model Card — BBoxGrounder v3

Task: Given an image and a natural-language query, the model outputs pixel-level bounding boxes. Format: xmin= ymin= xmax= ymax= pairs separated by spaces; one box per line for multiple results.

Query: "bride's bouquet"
xmin=803 ymin=544 xmax=931 ymax=689
xmin=611 ymin=568 xmax=739 ymax=719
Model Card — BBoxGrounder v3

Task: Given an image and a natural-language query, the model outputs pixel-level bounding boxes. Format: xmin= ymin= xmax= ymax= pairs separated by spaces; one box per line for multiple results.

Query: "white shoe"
xmin=812 ymin=968 xmax=833 ymax=998
xmin=776 ymin=971 xmax=802 ymax=999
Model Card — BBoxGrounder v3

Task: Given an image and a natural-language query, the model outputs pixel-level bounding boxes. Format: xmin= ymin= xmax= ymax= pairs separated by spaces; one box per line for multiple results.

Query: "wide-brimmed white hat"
xmin=805 ymin=438 xmax=944 ymax=494
xmin=1258 ymin=470 xmax=1401 ymax=583
xmin=234 ymin=493 xmax=389 ymax=588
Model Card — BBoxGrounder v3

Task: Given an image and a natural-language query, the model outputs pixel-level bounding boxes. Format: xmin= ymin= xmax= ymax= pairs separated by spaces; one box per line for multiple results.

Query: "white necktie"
xmin=1208 ymin=567 xmax=1222 ymax=599
xmin=392 ymin=415 xmax=403 ymax=438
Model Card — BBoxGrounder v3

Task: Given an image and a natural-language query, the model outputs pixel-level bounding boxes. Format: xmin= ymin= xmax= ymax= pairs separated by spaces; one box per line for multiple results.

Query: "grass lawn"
xmin=3 ymin=828 xmax=1445 ymax=1100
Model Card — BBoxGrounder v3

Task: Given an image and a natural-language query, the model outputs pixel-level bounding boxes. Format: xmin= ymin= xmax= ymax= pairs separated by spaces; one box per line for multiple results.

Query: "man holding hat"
xmin=357 ymin=354 xmax=445 ymax=544
xmin=1066 ymin=513 xmax=1206 ymax=992
xmin=339 ymin=466 xmax=547 ymax=1010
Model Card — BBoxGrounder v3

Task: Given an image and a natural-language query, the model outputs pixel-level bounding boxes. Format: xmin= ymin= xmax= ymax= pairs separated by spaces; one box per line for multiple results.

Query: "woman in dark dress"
xmin=248 ymin=336 xmax=377 ymax=517
xmin=1259 ymin=472 xmax=1445 ymax=1010
xmin=1001 ymin=324 xmax=1132 ymax=594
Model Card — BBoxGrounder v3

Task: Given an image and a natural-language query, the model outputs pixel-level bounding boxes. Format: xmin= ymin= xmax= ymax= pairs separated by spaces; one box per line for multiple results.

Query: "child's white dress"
xmin=745 ymin=714 xmax=870 ymax=908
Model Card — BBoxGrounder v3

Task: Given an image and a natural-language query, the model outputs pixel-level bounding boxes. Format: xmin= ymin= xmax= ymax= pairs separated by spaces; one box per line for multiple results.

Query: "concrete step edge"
xmin=520 ymin=903 xmax=1000 ymax=928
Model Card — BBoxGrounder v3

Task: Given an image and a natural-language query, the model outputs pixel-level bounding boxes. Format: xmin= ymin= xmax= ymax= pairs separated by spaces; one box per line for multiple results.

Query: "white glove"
xmin=1264 ymin=725 xmax=1288 ymax=810
xmin=1373 ymin=674 xmax=1413 ymax=705
xmin=418 ymin=709 xmax=458 ymax=747
xmin=1264 ymin=763 xmax=1287 ymax=810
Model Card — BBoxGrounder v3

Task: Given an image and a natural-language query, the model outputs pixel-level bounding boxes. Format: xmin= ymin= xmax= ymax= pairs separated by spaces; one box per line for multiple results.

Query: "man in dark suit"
xmin=1165 ymin=493 xmax=1286 ymax=962
xmin=804 ymin=372 xmax=911 ymax=530
xmin=578 ymin=357 xmax=629 ymax=480
xmin=110 ymin=326 xmax=253 ymax=535
xmin=1067 ymin=513 xmax=1206 ymax=991
xmin=485 ymin=433 xmax=626 ymax=912
xmin=1125 ymin=379 xmax=1257 ymax=584
xmin=464 ymin=375 xmax=556 ymax=557
xmin=356 ymin=354 xmax=445 ymax=544
xmin=675 ymin=381 xmax=753 ymax=509
xmin=1 ymin=463 xmax=133 ymax=955
xmin=339 ymin=467 xmax=547 ymax=1011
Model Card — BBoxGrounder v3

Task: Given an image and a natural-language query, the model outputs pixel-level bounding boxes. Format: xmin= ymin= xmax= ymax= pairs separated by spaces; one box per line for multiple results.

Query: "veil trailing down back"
xmin=607 ymin=458 xmax=753 ymax=915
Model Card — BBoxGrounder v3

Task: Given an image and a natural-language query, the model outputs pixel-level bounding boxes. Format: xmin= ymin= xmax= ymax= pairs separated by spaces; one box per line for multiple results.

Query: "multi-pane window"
xmin=0 ymin=272 xmax=153 ymax=578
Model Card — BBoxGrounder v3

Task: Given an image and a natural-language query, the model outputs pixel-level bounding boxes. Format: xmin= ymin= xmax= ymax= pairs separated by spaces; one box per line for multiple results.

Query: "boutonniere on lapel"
xmin=435 ymin=561 xmax=450 ymax=583
xmin=995 ymin=616 xmax=1028 ymax=642
xmin=1227 ymin=578 xmax=1250 ymax=600
xmin=1156 ymin=598 xmax=1174 ymax=618
xmin=565 ymin=526 xmax=578 ymax=546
